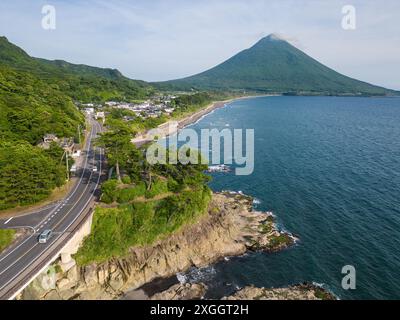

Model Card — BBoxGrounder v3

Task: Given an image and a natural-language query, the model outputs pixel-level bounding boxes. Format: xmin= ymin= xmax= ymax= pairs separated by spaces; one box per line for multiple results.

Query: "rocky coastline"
xmin=141 ymin=282 xmax=335 ymax=301
xmin=223 ymin=283 xmax=336 ymax=300
xmin=21 ymin=192 xmax=298 ymax=300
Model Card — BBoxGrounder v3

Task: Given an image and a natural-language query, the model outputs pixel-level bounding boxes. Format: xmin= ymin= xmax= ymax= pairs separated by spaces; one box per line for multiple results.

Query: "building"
xmin=84 ymin=107 xmax=95 ymax=114
xmin=38 ymin=134 xmax=59 ymax=149
xmin=38 ymin=135 xmax=77 ymax=155
xmin=95 ymin=112 xmax=105 ymax=120
xmin=60 ymin=138 xmax=76 ymax=154
xmin=43 ymin=134 xmax=59 ymax=144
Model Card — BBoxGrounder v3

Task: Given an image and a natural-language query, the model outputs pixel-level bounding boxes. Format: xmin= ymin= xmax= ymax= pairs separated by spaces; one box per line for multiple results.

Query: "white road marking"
xmin=0 ymin=121 xmax=102 ymax=294
xmin=4 ymin=217 xmax=13 ymax=225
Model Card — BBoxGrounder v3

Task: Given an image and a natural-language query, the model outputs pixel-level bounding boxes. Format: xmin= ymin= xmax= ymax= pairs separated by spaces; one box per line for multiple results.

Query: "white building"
xmin=84 ymin=107 xmax=95 ymax=114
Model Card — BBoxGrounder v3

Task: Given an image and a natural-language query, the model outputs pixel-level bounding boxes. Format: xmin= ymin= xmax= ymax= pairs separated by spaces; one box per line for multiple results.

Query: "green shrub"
xmin=167 ymin=178 xmax=182 ymax=193
xmin=75 ymin=185 xmax=211 ymax=265
xmin=101 ymin=179 xmax=118 ymax=204
xmin=145 ymin=179 xmax=169 ymax=199
xmin=117 ymin=183 xmax=146 ymax=203
xmin=121 ymin=175 xmax=132 ymax=185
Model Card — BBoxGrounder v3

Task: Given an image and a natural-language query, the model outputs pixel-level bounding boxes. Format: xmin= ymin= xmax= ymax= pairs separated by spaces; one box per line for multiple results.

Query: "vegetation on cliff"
xmin=75 ymin=186 xmax=211 ymax=265
xmin=76 ymin=121 xmax=212 ymax=265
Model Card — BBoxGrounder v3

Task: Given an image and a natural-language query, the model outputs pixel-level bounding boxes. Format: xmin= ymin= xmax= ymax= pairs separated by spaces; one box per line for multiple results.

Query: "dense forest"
xmin=0 ymin=65 xmax=82 ymax=210
xmin=0 ymin=36 xmax=154 ymax=210
xmin=0 ymin=65 xmax=84 ymax=144
xmin=0 ymin=36 xmax=153 ymax=103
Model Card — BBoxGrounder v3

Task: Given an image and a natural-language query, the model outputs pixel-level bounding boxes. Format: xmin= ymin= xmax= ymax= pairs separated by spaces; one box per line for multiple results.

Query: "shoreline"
xmin=21 ymin=191 xmax=297 ymax=300
xmin=179 ymin=94 xmax=281 ymax=130
xmin=177 ymin=93 xmax=281 ymax=130
xmin=132 ymin=94 xmax=277 ymax=146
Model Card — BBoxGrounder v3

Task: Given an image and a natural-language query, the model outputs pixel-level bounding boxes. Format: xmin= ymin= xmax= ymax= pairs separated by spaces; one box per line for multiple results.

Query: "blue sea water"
xmin=180 ymin=96 xmax=400 ymax=300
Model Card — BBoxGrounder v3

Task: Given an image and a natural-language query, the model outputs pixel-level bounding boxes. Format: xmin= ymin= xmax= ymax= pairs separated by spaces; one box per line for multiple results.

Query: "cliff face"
xmin=21 ymin=193 xmax=295 ymax=300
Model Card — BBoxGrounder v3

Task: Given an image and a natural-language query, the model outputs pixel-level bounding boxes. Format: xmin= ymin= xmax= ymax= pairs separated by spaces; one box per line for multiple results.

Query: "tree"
xmin=0 ymin=141 xmax=65 ymax=210
xmin=96 ymin=120 xmax=134 ymax=183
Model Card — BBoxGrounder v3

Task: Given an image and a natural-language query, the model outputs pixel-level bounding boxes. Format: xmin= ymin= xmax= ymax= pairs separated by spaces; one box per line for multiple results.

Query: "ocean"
xmin=177 ymin=95 xmax=400 ymax=300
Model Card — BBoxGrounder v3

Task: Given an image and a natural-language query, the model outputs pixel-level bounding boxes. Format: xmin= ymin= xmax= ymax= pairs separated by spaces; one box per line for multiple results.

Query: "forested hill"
xmin=0 ymin=36 xmax=153 ymax=102
xmin=157 ymin=34 xmax=397 ymax=96
xmin=0 ymin=65 xmax=84 ymax=144
xmin=0 ymin=36 xmax=153 ymax=211
xmin=0 ymin=64 xmax=86 ymax=210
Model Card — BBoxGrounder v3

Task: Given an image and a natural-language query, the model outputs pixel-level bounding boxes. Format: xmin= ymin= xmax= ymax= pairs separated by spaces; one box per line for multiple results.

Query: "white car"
xmin=38 ymin=230 xmax=52 ymax=244
xmin=92 ymin=166 xmax=98 ymax=172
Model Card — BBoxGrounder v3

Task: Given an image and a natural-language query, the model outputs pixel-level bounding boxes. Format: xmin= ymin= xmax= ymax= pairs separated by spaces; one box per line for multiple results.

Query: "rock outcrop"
xmin=150 ymin=283 xmax=207 ymax=300
xmin=223 ymin=284 xmax=336 ymax=300
xmin=21 ymin=192 xmax=296 ymax=300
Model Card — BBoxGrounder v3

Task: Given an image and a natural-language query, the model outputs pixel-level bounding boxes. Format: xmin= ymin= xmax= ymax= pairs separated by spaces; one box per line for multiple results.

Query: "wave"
xmin=177 ymin=266 xmax=217 ymax=284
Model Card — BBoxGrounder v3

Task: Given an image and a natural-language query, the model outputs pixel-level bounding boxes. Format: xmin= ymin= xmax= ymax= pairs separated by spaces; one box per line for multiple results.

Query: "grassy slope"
xmin=0 ymin=229 xmax=16 ymax=252
xmin=75 ymin=184 xmax=211 ymax=265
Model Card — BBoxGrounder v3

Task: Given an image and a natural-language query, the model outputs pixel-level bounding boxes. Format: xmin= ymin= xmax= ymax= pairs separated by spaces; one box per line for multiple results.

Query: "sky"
xmin=0 ymin=0 xmax=399 ymax=89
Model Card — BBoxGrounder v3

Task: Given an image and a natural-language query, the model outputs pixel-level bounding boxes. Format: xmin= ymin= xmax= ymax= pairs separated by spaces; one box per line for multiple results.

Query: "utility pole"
xmin=60 ymin=150 xmax=70 ymax=181
xmin=65 ymin=151 xmax=70 ymax=181
xmin=78 ymin=124 xmax=81 ymax=146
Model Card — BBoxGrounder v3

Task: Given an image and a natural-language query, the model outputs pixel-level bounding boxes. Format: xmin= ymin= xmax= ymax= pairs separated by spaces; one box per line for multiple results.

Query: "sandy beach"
xmin=132 ymin=94 xmax=275 ymax=146
xmin=177 ymin=94 xmax=277 ymax=130
xmin=177 ymin=100 xmax=231 ymax=129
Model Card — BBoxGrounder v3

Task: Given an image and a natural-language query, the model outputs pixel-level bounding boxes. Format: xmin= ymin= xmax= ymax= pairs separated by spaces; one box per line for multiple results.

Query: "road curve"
xmin=0 ymin=119 xmax=104 ymax=300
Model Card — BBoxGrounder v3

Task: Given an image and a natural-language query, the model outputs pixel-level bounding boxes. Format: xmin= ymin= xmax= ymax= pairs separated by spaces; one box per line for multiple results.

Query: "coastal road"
xmin=0 ymin=119 xmax=104 ymax=300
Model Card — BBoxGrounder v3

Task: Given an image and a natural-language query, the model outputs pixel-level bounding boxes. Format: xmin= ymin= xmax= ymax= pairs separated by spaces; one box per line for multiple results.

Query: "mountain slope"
xmin=157 ymin=34 xmax=396 ymax=96
xmin=0 ymin=36 xmax=153 ymax=102
xmin=0 ymin=65 xmax=84 ymax=144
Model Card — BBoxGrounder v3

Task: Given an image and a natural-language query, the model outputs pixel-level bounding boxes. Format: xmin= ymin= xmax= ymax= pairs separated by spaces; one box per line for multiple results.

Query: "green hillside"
xmin=0 ymin=35 xmax=154 ymax=210
xmin=0 ymin=65 xmax=84 ymax=210
xmin=157 ymin=34 xmax=396 ymax=96
xmin=0 ymin=65 xmax=84 ymax=144
xmin=0 ymin=36 xmax=153 ymax=102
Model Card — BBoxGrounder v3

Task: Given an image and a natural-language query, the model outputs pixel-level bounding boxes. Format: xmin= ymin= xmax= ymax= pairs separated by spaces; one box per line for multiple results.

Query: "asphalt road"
xmin=0 ymin=119 xmax=104 ymax=300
